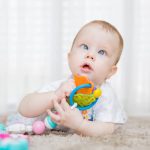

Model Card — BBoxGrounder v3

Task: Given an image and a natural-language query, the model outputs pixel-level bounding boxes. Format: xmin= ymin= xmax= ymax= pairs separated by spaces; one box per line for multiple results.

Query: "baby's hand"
xmin=55 ymin=79 xmax=76 ymax=100
xmin=47 ymin=98 xmax=83 ymax=130
xmin=50 ymin=92 xmax=60 ymax=104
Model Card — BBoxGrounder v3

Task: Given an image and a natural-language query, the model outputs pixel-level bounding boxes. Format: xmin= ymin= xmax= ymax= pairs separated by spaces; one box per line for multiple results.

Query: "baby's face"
xmin=68 ymin=23 xmax=120 ymax=86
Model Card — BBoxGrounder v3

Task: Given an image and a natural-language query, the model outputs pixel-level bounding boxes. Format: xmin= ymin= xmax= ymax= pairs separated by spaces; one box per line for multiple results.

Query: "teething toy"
xmin=69 ymin=75 xmax=102 ymax=110
xmin=45 ymin=75 xmax=102 ymax=129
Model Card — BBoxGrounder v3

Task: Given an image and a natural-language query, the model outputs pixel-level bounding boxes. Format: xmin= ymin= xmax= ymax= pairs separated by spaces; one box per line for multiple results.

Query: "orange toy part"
xmin=74 ymin=75 xmax=94 ymax=94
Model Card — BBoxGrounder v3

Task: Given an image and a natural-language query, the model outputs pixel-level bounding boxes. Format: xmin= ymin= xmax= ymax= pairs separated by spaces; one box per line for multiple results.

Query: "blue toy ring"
xmin=69 ymin=83 xmax=98 ymax=111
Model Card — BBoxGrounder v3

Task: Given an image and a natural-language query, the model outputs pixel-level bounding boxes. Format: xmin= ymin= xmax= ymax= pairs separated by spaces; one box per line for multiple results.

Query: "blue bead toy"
xmin=0 ymin=133 xmax=29 ymax=150
xmin=0 ymin=123 xmax=6 ymax=132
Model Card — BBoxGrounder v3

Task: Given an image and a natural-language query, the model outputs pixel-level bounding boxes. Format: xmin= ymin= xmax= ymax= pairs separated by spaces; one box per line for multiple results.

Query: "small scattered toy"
xmin=0 ymin=123 xmax=6 ymax=132
xmin=0 ymin=133 xmax=29 ymax=150
xmin=5 ymin=121 xmax=46 ymax=135
xmin=0 ymin=123 xmax=29 ymax=150
xmin=32 ymin=120 xmax=46 ymax=134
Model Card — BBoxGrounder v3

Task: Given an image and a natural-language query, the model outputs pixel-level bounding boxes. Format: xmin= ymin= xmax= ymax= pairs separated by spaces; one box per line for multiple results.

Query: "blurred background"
xmin=0 ymin=0 xmax=150 ymax=116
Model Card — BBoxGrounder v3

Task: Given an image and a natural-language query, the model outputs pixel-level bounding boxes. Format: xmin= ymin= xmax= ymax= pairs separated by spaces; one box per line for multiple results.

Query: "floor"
xmin=28 ymin=117 xmax=150 ymax=150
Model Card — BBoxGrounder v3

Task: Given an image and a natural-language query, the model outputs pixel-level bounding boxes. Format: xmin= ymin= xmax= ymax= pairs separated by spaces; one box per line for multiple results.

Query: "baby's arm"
xmin=47 ymin=99 xmax=117 ymax=137
xmin=18 ymin=91 xmax=57 ymax=117
xmin=76 ymin=120 xmax=116 ymax=136
xmin=19 ymin=79 xmax=75 ymax=118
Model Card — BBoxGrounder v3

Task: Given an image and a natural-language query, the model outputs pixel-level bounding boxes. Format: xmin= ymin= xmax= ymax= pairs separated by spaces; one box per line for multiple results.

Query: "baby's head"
xmin=68 ymin=20 xmax=123 ymax=86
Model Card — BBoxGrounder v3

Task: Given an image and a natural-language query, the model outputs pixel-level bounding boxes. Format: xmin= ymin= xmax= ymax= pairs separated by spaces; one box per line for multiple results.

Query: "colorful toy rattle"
xmin=0 ymin=123 xmax=29 ymax=150
xmin=45 ymin=75 xmax=102 ymax=129
xmin=69 ymin=75 xmax=102 ymax=110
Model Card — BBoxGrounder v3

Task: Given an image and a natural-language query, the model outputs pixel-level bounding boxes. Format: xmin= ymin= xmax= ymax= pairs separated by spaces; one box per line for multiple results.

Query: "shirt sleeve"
xmin=93 ymin=82 xmax=127 ymax=124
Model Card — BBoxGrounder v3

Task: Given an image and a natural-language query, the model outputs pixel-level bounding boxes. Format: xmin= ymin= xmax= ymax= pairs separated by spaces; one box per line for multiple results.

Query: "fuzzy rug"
xmin=27 ymin=117 xmax=150 ymax=150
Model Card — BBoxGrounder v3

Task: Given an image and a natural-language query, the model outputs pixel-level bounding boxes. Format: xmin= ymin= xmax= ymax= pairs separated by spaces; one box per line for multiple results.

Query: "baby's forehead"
xmin=77 ymin=23 xmax=118 ymax=39
xmin=75 ymin=24 xmax=119 ymax=45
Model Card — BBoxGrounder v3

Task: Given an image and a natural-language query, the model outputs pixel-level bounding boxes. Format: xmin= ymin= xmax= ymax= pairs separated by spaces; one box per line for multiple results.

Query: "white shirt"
xmin=38 ymin=78 xmax=127 ymax=124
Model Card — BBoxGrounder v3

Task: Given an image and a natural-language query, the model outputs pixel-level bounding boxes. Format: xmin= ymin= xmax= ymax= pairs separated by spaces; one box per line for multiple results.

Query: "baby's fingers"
xmin=65 ymin=90 xmax=72 ymax=97
xmin=61 ymin=98 xmax=71 ymax=111
xmin=47 ymin=109 xmax=60 ymax=122
xmin=65 ymin=86 xmax=75 ymax=96
xmin=53 ymin=100 xmax=64 ymax=114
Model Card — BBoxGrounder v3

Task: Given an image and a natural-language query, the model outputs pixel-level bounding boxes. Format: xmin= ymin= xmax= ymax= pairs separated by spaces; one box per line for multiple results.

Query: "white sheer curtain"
xmin=0 ymin=0 xmax=63 ymax=113
xmin=0 ymin=0 xmax=150 ymax=116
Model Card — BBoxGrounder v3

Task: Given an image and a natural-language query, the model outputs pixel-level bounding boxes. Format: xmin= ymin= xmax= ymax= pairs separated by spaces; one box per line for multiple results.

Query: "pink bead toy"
xmin=32 ymin=121 xmax=45 ymax=135
xmin=0 ymin=133 xmax=10 ymax=139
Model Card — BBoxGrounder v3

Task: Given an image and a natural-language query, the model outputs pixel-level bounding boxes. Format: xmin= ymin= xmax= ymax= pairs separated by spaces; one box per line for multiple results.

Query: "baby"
xmin=18 ymin=20 xmax=127 ymax=136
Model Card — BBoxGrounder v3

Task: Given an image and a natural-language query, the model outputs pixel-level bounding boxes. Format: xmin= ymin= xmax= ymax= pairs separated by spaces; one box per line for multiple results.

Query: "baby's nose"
xmin=85 ymin=55 xmax=95 ymax=61
xmin=87 ymin=55 xmax=94 ymax=59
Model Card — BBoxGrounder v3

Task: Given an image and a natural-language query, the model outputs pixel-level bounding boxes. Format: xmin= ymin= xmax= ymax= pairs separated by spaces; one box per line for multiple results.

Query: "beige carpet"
xmin=27 ymin=117 xmax=150 ymax=150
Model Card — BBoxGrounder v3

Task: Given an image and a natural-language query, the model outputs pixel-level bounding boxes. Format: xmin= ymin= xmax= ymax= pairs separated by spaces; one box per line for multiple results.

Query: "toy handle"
xmin=45 ymin=84 xmax=93 ymax=129
xmin=69 ymin=83 xmax=98 ymax=111
xmin=45 ymin=83 xmax=99 ymax=129
xmin=44 ymin=116 xmax=57 ymax=129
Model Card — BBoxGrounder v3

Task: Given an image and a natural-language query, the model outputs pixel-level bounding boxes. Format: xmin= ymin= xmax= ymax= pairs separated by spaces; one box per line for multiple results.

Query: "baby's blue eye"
xmin=98 ymin=50 xmax=106 ymax=55
xmin=81 ymin=44 xmax=88 ymax=50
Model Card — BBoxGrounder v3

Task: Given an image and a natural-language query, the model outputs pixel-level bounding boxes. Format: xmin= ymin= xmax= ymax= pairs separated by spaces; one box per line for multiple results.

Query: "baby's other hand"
xmin=47 ymin=98 xmax=83 ymax=130
xmin=55 ymin=79 xmax=76 ymax=99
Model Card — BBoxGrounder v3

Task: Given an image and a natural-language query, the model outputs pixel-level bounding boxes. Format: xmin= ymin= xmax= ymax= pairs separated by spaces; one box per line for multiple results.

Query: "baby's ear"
xmin=106 ymin=65 xmax=117 ymax=79
xmin=67 ymin=51 xmax=71 ymax=63
xmin=68 ymin=51 xmax=70 ymax=57
xmin=67 ymin=50 xmax=71 ymax=59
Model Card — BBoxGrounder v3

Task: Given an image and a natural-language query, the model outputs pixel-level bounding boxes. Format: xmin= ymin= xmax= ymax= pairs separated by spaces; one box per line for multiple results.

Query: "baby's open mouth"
xmin=80 ymin=63 xmax=93 ymax=73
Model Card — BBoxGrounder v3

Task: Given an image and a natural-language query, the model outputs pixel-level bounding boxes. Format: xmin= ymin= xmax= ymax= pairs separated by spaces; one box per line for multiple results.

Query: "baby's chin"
xmin=76 ymin=72 xmax=93 ymax=81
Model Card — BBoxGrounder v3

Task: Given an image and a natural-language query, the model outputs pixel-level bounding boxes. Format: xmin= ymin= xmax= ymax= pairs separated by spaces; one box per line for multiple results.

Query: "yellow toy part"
xmin=93 ymin=88 xmax=102 ymax=98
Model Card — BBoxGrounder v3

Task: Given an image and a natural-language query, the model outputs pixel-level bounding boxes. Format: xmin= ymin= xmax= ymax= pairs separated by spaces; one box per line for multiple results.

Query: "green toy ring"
xmin=69 ymin=83 xmax=98 ymax=111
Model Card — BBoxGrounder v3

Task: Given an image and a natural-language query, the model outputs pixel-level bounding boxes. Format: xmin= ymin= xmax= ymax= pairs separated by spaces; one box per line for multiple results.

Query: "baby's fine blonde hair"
xmin=72 ymin=20 xmax=124 ymax=64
